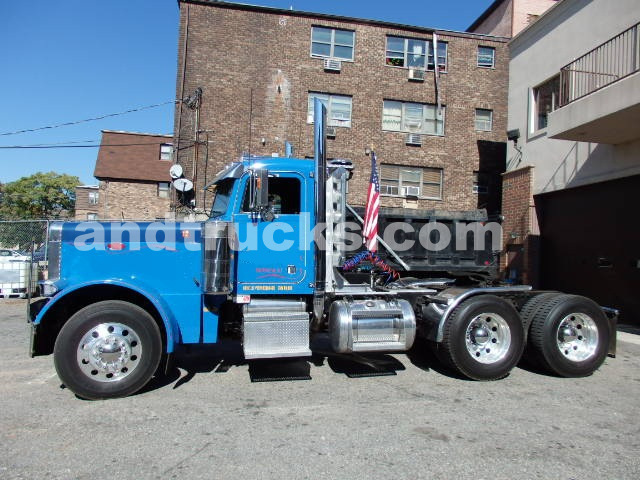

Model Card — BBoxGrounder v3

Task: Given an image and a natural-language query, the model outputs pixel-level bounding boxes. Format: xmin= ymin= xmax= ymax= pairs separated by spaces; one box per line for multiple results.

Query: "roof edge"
xmin=101 ymin=130 xmax=173 ymax=138
xmin=467 ymin=0 xmax=507 ymax=32
xmin=179 ymin=0 xmax=510 ymax=42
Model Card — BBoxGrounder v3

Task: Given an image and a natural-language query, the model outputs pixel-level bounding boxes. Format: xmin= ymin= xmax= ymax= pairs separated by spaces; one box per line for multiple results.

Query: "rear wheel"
xmin=54 ymin=300 xmax=162 ymax=400
xmin=528 ymin=295 xmax=610 ymax=377
xmin=438 ymin=295 xmax=525 ymax=380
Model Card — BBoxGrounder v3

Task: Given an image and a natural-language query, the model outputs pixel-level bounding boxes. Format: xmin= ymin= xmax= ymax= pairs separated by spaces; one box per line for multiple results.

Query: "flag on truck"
xmin=363 ymin=151 xmax=380 ymax=252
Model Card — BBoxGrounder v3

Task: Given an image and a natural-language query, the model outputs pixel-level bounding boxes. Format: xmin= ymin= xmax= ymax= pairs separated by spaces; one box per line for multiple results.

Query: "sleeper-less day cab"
xmin=28 ymin=101 xmax=616 ymax=399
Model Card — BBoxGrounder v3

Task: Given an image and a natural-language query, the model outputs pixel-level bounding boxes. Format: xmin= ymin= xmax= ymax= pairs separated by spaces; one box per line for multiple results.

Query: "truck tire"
xmin=528 ymin=295 xmax=610 ymax=377
xmin=519 ymin=292 xmax=563 ymax=339
xmin=518 ymin=292 xmax=564 ymax=365
xmin=438 ymin=295 xmax=525 ymax=381
xmin=54 ymin=300 xmax=162 ymax=400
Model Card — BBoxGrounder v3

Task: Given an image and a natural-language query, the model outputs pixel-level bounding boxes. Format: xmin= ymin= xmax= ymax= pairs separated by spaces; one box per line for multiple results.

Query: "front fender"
xmin=34 ymin=279 xmax=180 ymax=353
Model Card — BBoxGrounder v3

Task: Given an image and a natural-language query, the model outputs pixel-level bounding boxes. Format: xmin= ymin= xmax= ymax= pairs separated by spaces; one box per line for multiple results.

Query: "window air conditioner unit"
xmin=408 ymin=69 xmax=425 ymax=81
xmin=324 ymin=58 xmax=342 ymax=72
xmin=402 ymin=186 xmax=421 ymax=197
xmin=326 ymin=126 xmax=337 ymax=138
xmin=406 ymin=133 xmax=422 ymax=146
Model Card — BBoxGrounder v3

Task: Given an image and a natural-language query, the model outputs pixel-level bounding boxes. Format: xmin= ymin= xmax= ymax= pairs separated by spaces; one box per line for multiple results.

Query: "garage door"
xmin=536 ymin=174 xmax=640 ymax=326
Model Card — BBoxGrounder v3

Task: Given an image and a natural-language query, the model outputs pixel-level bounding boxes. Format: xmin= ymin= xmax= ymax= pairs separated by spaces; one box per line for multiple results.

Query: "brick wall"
xmin=98 ymin=180 xmax=170 ymax=221
xmin=174 ymin=2 xmax=509 ymax=212
xmin=501 ymin=165 xmax=539 ymax=286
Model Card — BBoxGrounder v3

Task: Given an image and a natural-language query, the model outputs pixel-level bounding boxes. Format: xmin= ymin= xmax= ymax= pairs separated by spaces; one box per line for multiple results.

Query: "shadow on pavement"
xmin=136 ymin=334 xmax=480 ymax=395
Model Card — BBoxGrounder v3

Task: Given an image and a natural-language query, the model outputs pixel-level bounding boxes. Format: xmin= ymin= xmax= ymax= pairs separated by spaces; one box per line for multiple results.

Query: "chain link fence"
xmin=0 ymin=220 xmax=49 ymax=298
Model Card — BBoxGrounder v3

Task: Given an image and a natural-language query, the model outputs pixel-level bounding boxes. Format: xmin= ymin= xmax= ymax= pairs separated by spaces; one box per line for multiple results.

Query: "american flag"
xmin=363 ymin=151 xmax=380 ymax=252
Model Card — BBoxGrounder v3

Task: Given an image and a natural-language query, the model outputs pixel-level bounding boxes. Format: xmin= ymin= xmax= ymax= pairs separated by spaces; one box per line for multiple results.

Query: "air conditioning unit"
xmin=402 ymin=186 xmax=421 ymax=197
xmin=408 ymin=69 xmax=425 ymax=81
xmin=326 ymin=126 xmax=337 ymax=138
xmin=324 ymin=58 xmax=342 ymax=72
xmin=406 ymin=133 xmax=422 ymax=146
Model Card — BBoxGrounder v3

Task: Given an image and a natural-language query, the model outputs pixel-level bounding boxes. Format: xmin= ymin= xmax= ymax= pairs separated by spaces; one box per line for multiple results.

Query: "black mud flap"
xmin=601 ymin=306 xmax=619 ymax=358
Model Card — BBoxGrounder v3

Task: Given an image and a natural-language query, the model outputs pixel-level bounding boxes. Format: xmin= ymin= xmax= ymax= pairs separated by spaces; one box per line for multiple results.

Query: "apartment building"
xmin=173 ymin=0 xmax=510 ymax=215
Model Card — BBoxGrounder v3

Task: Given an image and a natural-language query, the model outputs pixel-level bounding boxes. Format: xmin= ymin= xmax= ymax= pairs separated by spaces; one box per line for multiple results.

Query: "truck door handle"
xmin=597 ymin=257 xmax=613 ymax=268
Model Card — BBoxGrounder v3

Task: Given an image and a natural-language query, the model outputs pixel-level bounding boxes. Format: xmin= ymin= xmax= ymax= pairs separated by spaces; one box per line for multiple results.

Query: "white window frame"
xmin=477 ymin=46 xmax=495 ymax=68
xmin=529 ymin=75 xmax=560 ymax=135
xmin=382 ymin=100 xmax=445 ymax=136
xmin=87 ymin=213 xmax=97 ymax=221
xmin=307 ymin=93 xmax=353 ymax=128
xmin=380 ymin=164 xmax=443 ymax=200
xmin=88 ymin=191 xmax=99 ymax=205
xmin=475 ymin=108 xmax=493 ymax=131
xmin=158 ymin=182 xmax=170 ymax=198
xmin=310 ymin=26 xmax=355 ymax=61
xmin=385 ymin=36 xmax=447 ymax=71
xmin=160 ymin=143 xmax=172 ymax=161
xmin=473 ymin=171 xmax=489 ymax=194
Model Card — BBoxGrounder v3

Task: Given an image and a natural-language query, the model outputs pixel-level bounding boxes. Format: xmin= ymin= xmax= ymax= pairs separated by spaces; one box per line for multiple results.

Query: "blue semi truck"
xmin=28 ymin=101 xmax=616 ymax=399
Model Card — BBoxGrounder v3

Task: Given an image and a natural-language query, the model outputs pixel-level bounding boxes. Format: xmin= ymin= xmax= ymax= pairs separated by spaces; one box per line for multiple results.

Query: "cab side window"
xmin=241 ymin=177 xmax=301 ymax=214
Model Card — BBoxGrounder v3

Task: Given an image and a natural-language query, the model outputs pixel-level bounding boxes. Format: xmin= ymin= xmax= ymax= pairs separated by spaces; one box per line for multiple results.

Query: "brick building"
xmin=90 ymin=130 xmax=173 ymax=220
xmin=173 ymin=0 xmax=510 ymax=215
xmin=74 ymin=185 xmax=100 ymax=221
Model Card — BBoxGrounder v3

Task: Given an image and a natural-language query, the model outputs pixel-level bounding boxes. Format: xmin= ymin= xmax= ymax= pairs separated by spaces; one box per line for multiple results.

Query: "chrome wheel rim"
xmin=76 ymin=323 xmax=142 ymax=382
xmin=465 ymin=313 xmax=511 ymax=364
xmin=556 ymin=313 xmax=598 ymax=362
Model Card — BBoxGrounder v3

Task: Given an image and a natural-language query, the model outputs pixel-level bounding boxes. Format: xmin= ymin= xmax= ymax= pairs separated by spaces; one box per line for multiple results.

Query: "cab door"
xmin=233 ymin=172 xmax=314 ymax=295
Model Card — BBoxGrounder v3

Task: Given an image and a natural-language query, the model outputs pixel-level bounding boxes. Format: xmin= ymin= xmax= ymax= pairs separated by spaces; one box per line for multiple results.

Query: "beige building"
xmin=91 ymin=131 xmax=173 ymax=221
xmin=468 ymin=0 xmax=560 ymax=37
xmin=502 ymin=0 xmax=640 ymax=323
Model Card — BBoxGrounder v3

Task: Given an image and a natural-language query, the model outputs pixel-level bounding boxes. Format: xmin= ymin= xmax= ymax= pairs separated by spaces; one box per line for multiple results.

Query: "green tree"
xmin=0 ymin=172 xmax=80 ymax=220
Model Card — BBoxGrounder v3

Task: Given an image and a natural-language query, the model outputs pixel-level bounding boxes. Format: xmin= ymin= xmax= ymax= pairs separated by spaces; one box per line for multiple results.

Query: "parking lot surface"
xmin=1 ymin=300 xmax=639 ymax=480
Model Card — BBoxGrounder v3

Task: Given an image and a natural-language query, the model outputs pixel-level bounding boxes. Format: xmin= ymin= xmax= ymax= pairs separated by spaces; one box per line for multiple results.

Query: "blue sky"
xmin=0 ymin=0 xmax=494 ymax=186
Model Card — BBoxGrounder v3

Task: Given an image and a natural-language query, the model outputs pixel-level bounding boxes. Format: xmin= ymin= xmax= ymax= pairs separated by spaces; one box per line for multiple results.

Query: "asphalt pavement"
xmin=1 ymin=299 xmax=639 ymax=480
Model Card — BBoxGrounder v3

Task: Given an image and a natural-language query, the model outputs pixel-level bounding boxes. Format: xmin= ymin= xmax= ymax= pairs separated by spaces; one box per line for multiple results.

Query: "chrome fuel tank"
xmin=329 ymin=299 xmax=416 ymax=353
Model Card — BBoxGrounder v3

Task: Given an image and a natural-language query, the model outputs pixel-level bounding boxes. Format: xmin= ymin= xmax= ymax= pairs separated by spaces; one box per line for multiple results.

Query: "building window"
xmin=380 ymin=164 xmax=443 ymax=200
xmin=473 ymin=171 xmax=489 ymax=194
xmin=477 ymin=46 xmax=495 ymax=68
xmin=158 ymin=182 xmax=170 ymax=198
xmin=160 ymin=143 xmax=172 ymax=161
xmin=307 ymin=93 xmax=352 ymax=127
xmin=88 ymin=191 xmax=99 ymax=205
xmin=87 ymin=213 xmax=97 ymax=221
xmin=382 ymin=100 xmax=445 ymax=136
xmin=530 ymin=75 xmax=560 ymax=132
xmin=311 ymin=26 xmax=355 ymax=61
xmin=385 ymin=36 xmax=447 ymax=71
xmin=475 ymin=109 xmax=493 ymax=131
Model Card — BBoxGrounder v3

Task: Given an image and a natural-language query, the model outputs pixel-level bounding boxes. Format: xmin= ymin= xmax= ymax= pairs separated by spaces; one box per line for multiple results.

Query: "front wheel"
xmin=54 ymin=300 xmax=162 ymax=400
xmin=437 ymin=295 xmax=525 ymax=381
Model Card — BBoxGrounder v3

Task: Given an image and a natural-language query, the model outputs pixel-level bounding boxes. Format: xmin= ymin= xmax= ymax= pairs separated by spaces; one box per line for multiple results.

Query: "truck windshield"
xmin=210 ymin=179 xmax=235 ymax=217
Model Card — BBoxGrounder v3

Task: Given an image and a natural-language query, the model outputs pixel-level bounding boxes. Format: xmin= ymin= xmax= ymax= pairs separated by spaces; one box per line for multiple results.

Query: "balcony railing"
xmin=559 ymin=22 xmax=639 ymax=106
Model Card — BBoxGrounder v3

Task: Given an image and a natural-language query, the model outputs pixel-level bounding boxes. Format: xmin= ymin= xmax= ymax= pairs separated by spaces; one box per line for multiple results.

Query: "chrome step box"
xmin=243 ymin=300 xmax=311 ymax=359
